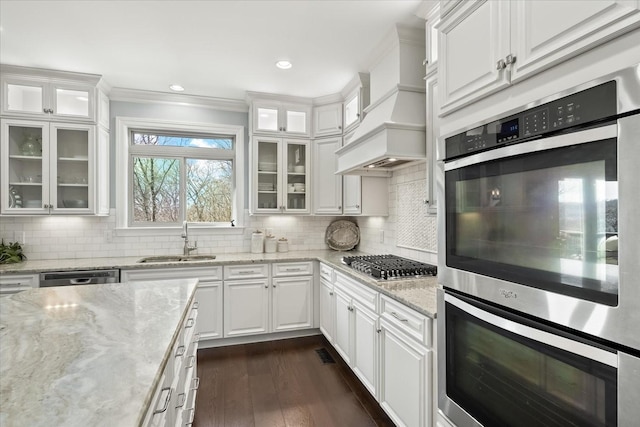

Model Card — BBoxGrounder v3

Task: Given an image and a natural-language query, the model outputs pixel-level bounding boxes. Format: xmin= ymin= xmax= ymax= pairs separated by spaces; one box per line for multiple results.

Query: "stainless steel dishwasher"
xmin=40 ymin=269 xmax=120 ymax=287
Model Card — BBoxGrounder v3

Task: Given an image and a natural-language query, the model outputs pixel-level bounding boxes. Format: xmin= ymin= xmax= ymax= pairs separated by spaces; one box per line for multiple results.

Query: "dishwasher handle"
xmin=69 ymin=278 xmax=93 ymax=285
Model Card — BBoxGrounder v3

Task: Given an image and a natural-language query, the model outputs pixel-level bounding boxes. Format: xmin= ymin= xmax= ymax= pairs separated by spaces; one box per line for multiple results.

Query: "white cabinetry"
xmin=313 ymin=102 xmax=342 ymax=137
xmin=223 ymin=262 xmax=313 ymax=338
xmin=251 ymin=100 xmax=311 ymax=137
xmin=1 ymin=68 xmax=98 ymax=122
xmin=312 ymin=136 xmax=388 ymax=216
xmin=438 ymin=0 xmax=640 ymax=115
xmin=319 ymin=263 xmax=336 ymax=343
xmin=342 ymin=73 xmax=370 ymax=135
xmin=425 ymin=72 xmax=439 ymax=215
xmin=1 ymin=118 xmax=108 ymax=215
xmin=0 ymin=273 xmax=38 ymax=297
xmin=252 ymin=136 xmax=310 ymax=214
xmin=120 ymin=267 xmax=223 ymax=343
xmin=333 ymin=272 xmax=380 ymax=398
xmin=379 ymin=295 xmax=433 ymax=427
xmin=425 ymin=3 xmax=440 ymax=76
xmin=143 ymin=299 xmax=199 ymax=427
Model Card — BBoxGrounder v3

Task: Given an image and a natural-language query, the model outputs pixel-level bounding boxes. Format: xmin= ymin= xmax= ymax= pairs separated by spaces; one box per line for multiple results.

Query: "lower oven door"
xmin=437 ymin=289 xmax=640 ymax=427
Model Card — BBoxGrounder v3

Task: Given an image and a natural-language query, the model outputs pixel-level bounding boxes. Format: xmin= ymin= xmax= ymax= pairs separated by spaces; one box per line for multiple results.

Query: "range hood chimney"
xmin=336 ymin=24 xmax=426 ymax=176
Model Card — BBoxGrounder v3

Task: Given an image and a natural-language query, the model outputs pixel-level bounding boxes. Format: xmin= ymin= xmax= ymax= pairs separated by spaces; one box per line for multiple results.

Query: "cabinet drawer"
xmin=122 ymin=266 xmax=222 ymax=282
xmin=223 ymin=263 xmax=268 ymax=280
xmin=380 ymin=294 xmax=432 ymax=347
xmin=319 ymin=263 xmax=334 ymax=282
xmin=272 ymin=261 xmax=314 ymax=277
xmin=334 ymin=272 xmax=378 ymax=312
xmin=0 ymin=274 xmax=38 ymax=295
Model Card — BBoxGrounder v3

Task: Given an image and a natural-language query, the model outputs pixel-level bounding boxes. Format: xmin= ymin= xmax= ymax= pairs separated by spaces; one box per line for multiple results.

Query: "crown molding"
xmin=109 ymin=87 xmax=248 ymax=112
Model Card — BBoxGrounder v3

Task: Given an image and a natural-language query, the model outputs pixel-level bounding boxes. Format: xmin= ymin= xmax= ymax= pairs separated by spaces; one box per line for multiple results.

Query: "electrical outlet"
xmin=379 ymin=229 xmax=384 ymax=243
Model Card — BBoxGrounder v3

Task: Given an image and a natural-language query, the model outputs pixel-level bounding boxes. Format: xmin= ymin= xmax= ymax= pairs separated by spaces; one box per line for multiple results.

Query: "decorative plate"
xmin=325 ymin=220 xmax=360 ymax=251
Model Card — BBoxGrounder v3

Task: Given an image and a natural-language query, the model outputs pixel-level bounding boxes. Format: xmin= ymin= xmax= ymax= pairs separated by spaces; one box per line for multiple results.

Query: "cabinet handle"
xmin=237 ymin=271 xmax=253 ymax=275
xmin=505 ymin=54 xmax=516 ymax=65
xmin=329 ymin=291 xmax=334 ymax=296
xmin=153 ymin=387 xmax=172 ymax=414
xmin=175 ymin=392 xmax=187 ymax=409
xmin=496 ymin=59 xmax=506 ymax=70
xmin=377 ymin=328 xmax=382 ymax=333
xmin=185 ymin=318 xmax=195 ymax=329
xmin=348 ymin=306 xmax=354 ymax=312
xmin=193 ymin=333 xmax=201 ymax=343
xmin=191 ymin=376 xmax=201 ymax=391
xmin=285 ymin=268 xmax=301 ymax=272
xmin=186 ymin=355 xmax=196 ymax=369
xmin=185 ymin=408 xmax=196 ymax=426
xmin=192 ymin=301 xmax=199 ymax=309
xmin=391 ymin=312 xmax=409 ymax=322
xmin=175 ymin=345 xmax=186 ymax=358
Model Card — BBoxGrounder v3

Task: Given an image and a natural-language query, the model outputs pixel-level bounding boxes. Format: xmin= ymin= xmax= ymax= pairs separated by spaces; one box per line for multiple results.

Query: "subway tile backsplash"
xmin=1 ymin=162 xmax=437 ymax=263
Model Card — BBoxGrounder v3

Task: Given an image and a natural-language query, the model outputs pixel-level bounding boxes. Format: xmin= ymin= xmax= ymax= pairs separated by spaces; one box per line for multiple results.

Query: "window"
xmin=116 ymin=118 xmax=244 ymax=230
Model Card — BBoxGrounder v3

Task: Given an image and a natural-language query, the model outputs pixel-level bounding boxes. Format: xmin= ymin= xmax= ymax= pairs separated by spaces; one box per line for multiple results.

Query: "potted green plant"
xmin=0 ymin=240 xmax=27 ymax=264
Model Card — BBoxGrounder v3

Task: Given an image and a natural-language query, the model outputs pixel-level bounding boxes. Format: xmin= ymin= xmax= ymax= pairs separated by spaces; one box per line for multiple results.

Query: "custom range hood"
xmin=336 ymin=24 xmax=426 ymax=176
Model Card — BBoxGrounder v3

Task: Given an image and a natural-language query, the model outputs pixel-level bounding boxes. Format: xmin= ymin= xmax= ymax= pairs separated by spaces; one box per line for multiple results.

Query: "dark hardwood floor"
xmin=194 ymin=335 xmax=395 ymax=427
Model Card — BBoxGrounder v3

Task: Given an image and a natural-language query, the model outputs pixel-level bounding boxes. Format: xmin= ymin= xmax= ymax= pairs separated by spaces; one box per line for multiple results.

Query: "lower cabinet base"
xmin=197 ymin=328 xmax=322 ymax=349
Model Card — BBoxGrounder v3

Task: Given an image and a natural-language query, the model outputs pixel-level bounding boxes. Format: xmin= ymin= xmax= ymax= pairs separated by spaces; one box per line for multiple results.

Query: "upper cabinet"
xmin=438 ymin=0 xmax=640 ymax=115
xmin=313 ymin=102 xmax=343 ymax=137
xmin=1 ymin=118 xmax=108 ymax=215
xmin=252 ymin=136 xmax=310 ymax=214
xmin=1 ymin=65 xmax=107 ymax=123
xmin=425 ymin=3 xmax=440 ymax=76
xmin=341 ymin=73 xmax=370 ymax=135
xmin=251 ymin=99 xmax=312 ymax=137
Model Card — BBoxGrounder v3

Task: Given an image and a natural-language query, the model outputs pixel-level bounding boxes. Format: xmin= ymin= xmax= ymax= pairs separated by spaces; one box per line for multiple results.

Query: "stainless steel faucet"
xmin=181 ymin=221 xmax=197 ymax=256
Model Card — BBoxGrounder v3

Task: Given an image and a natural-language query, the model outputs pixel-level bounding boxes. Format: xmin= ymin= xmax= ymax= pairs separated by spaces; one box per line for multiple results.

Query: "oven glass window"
xmin=446 ymin=138 xmax=618 ymax=305
xmin=446 ymin=299 xmax=617 ymax=427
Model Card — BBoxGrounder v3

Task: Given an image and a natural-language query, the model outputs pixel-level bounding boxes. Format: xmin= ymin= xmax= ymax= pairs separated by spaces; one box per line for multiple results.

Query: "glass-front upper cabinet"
xmin=1 ymin=119 xmax=95 ymax=215
xmin=252 ymin=100 xmax=311 ymax=137
xmin=253 ymin=137 xmax=309 ymax=214
xmin=1 ymin=68 xmax=97 ymax=122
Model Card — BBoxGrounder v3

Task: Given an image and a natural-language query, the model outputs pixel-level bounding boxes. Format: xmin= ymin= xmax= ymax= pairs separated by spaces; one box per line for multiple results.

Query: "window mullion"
xmin=180 ymin=157 xmax=187 ymax=223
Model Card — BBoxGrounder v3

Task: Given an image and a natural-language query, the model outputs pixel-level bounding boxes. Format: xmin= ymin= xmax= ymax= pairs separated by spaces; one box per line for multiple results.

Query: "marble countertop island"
xmin=0 ymin=278 xmax=198 ymax=427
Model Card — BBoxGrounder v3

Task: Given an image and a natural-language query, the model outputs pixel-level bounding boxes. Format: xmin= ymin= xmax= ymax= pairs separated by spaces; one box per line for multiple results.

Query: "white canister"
xmin=251 ymin=231 xmax=264 ymax=253
xmin=277 ymin=238 xmax=289 ymax=252
xmin=265 ymin=236 xmax=277 ymax=253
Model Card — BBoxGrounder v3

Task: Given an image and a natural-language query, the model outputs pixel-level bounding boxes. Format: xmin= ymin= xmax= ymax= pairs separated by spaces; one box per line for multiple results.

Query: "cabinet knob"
xmin=355 ymin=204 xmax=360 ymax=209
xmin=496 ymin=59 xmax=506 ymax=70
xmin=272 ymin=284 xmax=276 ymax=288
xmin=377 ymin=328 xmax=382 ymax=333
xmin=338 ymin=125 xmax=342 ymax=129
xmin=265 ymin=284 xmax=269 ymax=288
xmin=329 ymin=291 xmax=334 ymax=296
xmin=505 ymin=54 xmax=516 ymax=65
xmin=423 ymin=58 xmax=428 ymax=66
xmin=338 ymin=206 xmax=341 ymax=210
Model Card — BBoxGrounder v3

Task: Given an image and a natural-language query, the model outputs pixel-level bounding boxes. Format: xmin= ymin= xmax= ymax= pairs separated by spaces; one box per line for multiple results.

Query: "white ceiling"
xmin=0 ymin=0 xmax=426 ymax=101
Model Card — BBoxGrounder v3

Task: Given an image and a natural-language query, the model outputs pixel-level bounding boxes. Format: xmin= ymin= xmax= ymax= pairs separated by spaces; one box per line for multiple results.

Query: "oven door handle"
xmin=445 ymin=123 xmax=617 ymax=171
xmin=444 ymin=292 xmax=618 ymax=367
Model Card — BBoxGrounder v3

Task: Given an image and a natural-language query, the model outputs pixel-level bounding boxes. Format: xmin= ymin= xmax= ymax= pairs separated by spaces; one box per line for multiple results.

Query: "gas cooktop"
xmin=342 ymin=254 xmax=437 ymax=280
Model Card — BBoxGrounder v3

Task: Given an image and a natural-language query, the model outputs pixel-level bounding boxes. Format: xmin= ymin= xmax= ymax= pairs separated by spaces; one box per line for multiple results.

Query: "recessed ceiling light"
xmin=368 ymin=164 xmax=376 ymax=168
xmin=388 ymin=158 xmax=397 ymax=162
xmin=169 ymin=84 xmax=185 ymax=92
xmin=276 ymin=60 xmax=292 ymax=70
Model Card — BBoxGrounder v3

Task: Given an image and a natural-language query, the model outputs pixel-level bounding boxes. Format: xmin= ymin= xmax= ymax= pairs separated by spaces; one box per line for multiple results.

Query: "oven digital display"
xmin=493 ymin=118 xmax=519 ymax=143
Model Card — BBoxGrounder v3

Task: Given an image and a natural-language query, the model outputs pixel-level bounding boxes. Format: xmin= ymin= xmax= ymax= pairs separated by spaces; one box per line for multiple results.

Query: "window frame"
xmin=115 ymin=117 xmax=245 ymax=233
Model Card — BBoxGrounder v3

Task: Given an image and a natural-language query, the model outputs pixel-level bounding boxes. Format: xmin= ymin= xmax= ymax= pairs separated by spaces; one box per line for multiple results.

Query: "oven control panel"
xmin=445 ymin=81 xmax=617 ymax=160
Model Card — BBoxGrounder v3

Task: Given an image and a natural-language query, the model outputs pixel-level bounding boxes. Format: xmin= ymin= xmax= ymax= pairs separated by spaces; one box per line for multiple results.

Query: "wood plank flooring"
xmin=194 ymin=335 xmax=395 ymax=427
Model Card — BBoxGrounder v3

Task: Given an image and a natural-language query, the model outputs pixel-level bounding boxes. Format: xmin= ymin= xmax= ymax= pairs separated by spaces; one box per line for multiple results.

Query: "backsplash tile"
xmin=1 ymin=162 xmax=438 ymax=263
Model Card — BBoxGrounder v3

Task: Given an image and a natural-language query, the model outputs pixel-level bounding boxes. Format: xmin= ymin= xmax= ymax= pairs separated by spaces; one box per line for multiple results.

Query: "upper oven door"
xmin=439 ymin=113 xmax=640 ymax=350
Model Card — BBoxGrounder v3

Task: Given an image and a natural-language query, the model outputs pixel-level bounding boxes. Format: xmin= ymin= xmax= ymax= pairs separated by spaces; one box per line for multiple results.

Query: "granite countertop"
xmin=0 ymin=278 xmax=198 ymax=427
xmin=0 ymin=250 xmax=438 ymax=317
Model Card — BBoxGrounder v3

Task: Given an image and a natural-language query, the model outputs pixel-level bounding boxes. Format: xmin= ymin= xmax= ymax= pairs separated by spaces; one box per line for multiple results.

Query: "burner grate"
xmin=342 ymin=255 xmax=437 ymax=280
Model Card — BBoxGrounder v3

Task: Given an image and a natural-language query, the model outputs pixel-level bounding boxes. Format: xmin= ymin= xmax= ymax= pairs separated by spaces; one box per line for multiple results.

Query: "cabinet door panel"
xmin=224 ymin=279 xmax=269 ymax=337
xmin=380 ymin=320 xmax=431 ymax=427
xmin=352 ymin=302 xmax=378 ymax=398
xmin=272 ymin=276 xmax=313 ymax=332
xmin=313 ymin=103 xmax=342 ymax=137
xmin=195 ymin=282 xmax=223 ymax=340
xmin=342 ymin=175 xmax=361 ymax=215
xmin=439 ymin=0 xmax=510 ymax=115
xmin=313 ymin=137 xmax=342 ymax=215
xmin=333 ymin=288 xmax=353 ymax=365
xmin=319 ymin=279 xmax=335 ymax=343
xmin=511 ymin=0 xmax=640 ymax=82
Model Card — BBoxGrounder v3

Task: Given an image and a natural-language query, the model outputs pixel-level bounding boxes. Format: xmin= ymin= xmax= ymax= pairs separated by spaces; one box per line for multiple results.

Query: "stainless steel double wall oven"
xmin=437 ymin=64 xmax=640 ymax=427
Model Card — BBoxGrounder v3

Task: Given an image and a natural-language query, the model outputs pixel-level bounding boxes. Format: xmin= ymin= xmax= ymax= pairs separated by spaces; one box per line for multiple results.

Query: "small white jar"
xmin=251 ymin=231 xmax=264 ymax=253
xmin=277 ymin=238 xmax=289 ymax=252
xmin=265 ymin=236 xmax=277 ymax=253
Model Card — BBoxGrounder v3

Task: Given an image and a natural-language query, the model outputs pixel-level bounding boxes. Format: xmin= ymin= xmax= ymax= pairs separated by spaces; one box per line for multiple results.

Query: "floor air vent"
xmin=315 ymin=348 xmax=336 ymax=364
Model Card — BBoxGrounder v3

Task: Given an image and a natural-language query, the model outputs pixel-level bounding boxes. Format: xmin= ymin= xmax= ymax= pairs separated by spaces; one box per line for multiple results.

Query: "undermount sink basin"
xmin=137 ymin=255 xmax=217 ymax=263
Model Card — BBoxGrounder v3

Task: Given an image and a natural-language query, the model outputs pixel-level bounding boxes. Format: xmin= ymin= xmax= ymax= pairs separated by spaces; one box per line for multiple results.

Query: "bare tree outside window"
xmin=130 ymin=132 xmax=234 ymax=224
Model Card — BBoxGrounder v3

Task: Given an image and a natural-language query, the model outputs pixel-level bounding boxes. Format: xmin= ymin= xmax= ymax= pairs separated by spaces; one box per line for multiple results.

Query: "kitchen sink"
xmin=136 ymin=255 xmax=217 ymax=263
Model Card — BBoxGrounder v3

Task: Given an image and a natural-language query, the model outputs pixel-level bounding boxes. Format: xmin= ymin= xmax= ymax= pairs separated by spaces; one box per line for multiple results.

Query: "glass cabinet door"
xmin=51 ymin=123 xmax=92 ymax=211
xmin=4 ymin=80 xmax=46 ymax=115
xmin=2 ymin=121 xmax=49 ymax=212
xmin=52 ymin=85 xmax=92 ymax=118
xmin=256 ymin=139 xmax=281 ymax=212
xmin=284 ymin=140 xmax=309 ymax=212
